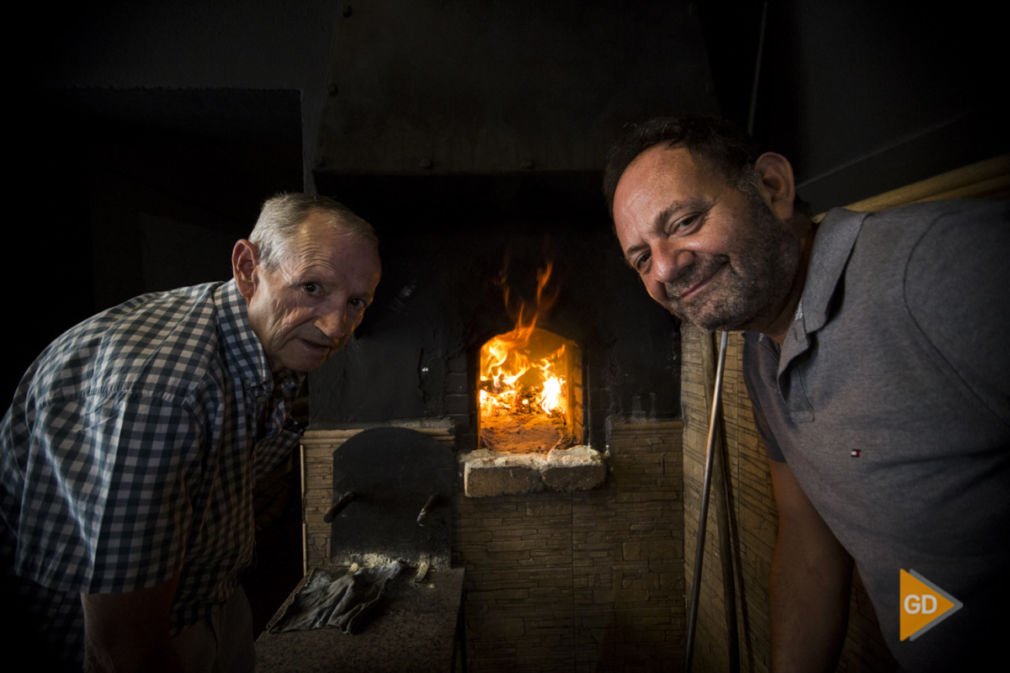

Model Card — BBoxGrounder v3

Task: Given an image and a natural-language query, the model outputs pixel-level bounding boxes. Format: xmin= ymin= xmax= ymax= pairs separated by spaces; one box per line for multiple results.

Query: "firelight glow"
xmin=478 ymin=260 xmax=570 ymax=451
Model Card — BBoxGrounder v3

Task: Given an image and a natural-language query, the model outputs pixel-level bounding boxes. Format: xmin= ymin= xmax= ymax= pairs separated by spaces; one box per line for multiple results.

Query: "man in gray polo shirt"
xmin=603 ymin=115 xmax=1009 ymax=672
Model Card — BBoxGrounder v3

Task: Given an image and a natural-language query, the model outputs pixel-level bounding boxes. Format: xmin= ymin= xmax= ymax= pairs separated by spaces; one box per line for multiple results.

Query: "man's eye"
xmin=633 ymin=252 xmax=651 ymax=273
xmin=302 ymin=282 xmax=321 ymax=295
xmin=676 ymin=208 xmax=712 ymax=234
xmin=674 ymin=213 xmax=701 ymax=232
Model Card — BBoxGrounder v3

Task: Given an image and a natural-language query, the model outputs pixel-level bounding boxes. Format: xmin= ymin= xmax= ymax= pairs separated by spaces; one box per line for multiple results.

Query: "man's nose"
xmin=650 ymin=241 xmax=693 ymax=284
xmin=315 ymin=308 xmax=349 ymax=342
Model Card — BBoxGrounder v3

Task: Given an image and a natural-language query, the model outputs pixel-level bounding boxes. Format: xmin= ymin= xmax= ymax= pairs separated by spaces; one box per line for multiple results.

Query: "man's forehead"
xmin=283 ymin=216 xmax=372 ymax=258
xmin=296 ymin=209 xmax=343 ymax=240
xmin=615 ymin=145 xmax=716 ymax=216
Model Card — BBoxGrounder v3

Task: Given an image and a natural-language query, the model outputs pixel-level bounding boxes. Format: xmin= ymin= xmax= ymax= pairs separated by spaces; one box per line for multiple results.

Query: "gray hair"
xmin=249 ymin=193 xmax=378 ymax=270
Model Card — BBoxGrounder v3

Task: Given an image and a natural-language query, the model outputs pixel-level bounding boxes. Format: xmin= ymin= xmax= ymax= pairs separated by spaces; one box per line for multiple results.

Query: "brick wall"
xmin=680 ymin=324 xmax=896 ymax=672
xmin=302 ymin=419 xmax=685 ymax=672
xmin=455 ymin=419 xmax=685 ymax=672
xmin=300 ymin=322 xmax=901 ymax=672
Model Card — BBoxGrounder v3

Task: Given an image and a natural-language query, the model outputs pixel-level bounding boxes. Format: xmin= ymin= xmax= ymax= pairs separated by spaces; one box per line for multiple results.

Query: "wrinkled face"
xmin=612 ymin=145 xmax=800 ymax=332
xmin=241 ymin=212 xmax=381 ymax=373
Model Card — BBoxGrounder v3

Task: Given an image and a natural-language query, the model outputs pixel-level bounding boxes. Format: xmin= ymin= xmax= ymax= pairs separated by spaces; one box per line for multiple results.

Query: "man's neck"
xmin=762 ymin=217 xmax=817 ymax=346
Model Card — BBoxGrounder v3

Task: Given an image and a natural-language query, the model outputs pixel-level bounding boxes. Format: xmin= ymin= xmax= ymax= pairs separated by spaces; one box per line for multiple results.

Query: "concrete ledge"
xmin=463 ymin=457 xmax=544 ymax=497
xmin=461 ymin=445 xmax=607 ymax=497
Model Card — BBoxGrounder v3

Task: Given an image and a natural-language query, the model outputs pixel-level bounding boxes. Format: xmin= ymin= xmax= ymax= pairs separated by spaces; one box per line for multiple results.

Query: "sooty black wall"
xmin=308 ymin=172 xmax=681 ymax=451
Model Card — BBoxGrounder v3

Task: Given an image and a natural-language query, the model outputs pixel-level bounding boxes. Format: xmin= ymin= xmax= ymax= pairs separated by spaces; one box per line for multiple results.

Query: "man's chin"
xmin=274 ymin=348 xmax=342 ymax=374
xmin=681 ymin=306 xmax=752 ymax=333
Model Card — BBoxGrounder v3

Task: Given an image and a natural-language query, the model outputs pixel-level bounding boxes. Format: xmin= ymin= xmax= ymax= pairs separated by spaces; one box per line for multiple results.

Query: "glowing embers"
xmin=477 ymin=261 xmax=582 ymax=454
xmin=479 ymin=328 xmax=580 ymax=453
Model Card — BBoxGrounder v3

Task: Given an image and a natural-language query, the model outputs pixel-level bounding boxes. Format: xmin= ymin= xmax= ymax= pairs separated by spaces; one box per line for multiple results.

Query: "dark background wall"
xmin=7 ymin=0 xmax=1006 ymax=409
xmin=10 ymin=0 xmax=334 ymax=399
xmin=306 ymin=172 xmax=683 ymax=450
xmin=5 ymin=0 xmax=1005 ymax=662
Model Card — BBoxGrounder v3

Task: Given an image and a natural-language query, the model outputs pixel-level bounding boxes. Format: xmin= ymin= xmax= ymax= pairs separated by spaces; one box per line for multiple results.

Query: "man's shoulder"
xmin=94 ymin=282 xmax=222 ymax=335
xmin=826 ymin=199 xmax=1007 ymax=284
xmin=843 ymin=199 xmax=1007 ymax=239
xmin=33 ymin=282 xmax=231 ymax=401
xmin=845 ymin=199 xmax=1008 ymax=274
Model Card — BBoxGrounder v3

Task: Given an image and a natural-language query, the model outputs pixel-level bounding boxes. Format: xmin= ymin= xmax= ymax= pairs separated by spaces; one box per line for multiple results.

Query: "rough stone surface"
xmin=463 ymin=456 xmax=544 ymax=497
xmin=540 ymin=463 xmax=605 ymax=492
xmin=461 ymin=445 xmax=607 ymax=497
xmin=541 ymin=446 xmax=606 ymax=492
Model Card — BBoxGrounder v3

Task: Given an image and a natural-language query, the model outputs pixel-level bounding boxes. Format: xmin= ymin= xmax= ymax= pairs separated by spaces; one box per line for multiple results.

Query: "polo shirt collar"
xmin=779 ymin=208 xmax=867 ymax=374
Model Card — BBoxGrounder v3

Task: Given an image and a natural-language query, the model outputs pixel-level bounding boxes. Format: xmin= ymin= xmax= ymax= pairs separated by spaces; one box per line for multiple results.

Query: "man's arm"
xmin=81 ymin=575 xmax=183 ymax=673
xmin=768 ymin=459 xmax=853 ymax=673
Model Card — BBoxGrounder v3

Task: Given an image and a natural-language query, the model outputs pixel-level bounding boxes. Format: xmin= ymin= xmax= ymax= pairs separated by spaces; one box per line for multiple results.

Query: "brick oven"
xmin=281 ymin=173 xmax=689 ymax=671
xmin=272 ymin=7 xmax=698 ymax=662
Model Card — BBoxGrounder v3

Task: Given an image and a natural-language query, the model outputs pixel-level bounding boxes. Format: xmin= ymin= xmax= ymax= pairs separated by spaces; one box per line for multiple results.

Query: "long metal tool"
xmin=684 ymin=0 xmax=769 ymax=667
xmin=684 ymin=329 xmax=729 ymax=671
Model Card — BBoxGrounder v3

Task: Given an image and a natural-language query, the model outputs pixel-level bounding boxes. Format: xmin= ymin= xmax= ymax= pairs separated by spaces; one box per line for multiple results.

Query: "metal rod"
xmin=687 ymin=3 xmax=767 ymax=669
xmin=685 ymin=1 xmax=767 ymax=664
xmin=416 ymin=493 xmax=440 ymax=526
xmin=685 ymin=329 xmax=729 ymax=671
xmin=323 ymin=490 xmax=356 ymax=523
xmin=300 ymin=443 xmax=308 ymax=578
xmin=717 ymin=420 xmax=741 ymax=673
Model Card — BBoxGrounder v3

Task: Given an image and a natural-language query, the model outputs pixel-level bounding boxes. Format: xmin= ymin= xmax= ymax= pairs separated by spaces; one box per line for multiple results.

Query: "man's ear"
xmin=232 ymin=239 xmax=261 ymax=300
xmin=753 ymin=152 xmax=796 ymax=220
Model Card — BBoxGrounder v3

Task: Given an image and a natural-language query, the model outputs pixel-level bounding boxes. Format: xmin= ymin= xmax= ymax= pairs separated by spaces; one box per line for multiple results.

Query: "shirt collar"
xmin=799 ymin=208 xmax=867 ymax=333
xmin=778 ymin=208 xmax=867 ymax=373
xmin=214 ymin=279 xmax=273 ymax=388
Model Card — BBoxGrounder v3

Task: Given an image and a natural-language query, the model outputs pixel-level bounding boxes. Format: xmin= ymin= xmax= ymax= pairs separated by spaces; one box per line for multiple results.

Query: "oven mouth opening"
xmin=477 ymin=326 xmax=582 ymax=455
xmin=463 ymin=326 xmax=605 ymax=497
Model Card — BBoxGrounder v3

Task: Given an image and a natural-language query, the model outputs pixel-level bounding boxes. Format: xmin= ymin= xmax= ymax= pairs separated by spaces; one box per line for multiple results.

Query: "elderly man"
xmin=604 ymin=116 xmax=1009 ymax=672
xmin=1 ymin=193 xmax=381 ymax=672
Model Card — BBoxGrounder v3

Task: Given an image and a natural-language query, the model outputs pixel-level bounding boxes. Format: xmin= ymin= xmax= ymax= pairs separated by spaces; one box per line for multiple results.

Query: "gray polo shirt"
xmin=744 ymin=200 xmax=1010 ymax=672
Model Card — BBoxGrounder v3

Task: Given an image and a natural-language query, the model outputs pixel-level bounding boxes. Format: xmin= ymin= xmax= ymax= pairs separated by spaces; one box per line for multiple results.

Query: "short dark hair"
xmin=602 ymin=115 xmax=762 ymax=216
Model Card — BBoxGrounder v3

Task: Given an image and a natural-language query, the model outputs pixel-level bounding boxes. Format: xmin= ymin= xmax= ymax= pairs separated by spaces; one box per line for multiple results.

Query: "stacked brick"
xmin=455 ymin=419 xmax=685 ymax=672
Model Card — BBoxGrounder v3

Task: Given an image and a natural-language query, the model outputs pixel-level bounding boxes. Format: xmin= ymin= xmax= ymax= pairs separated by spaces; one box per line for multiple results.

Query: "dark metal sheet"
xmin=329 ymin=427 xmax=455 ymax=565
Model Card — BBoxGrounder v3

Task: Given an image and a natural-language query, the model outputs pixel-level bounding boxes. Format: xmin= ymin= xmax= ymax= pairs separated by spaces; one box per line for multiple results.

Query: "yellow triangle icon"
xmin=899 ymin=569 xmax=963 ymax=641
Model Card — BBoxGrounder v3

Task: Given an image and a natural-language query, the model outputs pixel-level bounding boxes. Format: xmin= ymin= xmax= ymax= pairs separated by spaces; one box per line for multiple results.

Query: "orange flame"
xmin=479 ymin=261 xmax=567 ymax=424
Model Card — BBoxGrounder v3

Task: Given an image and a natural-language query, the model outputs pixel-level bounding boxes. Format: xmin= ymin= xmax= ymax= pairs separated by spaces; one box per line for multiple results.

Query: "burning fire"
xmin=479 ymin=261 xmax=571 ymax=453
xmin=479 ymin=338 xmax=568 ymax=420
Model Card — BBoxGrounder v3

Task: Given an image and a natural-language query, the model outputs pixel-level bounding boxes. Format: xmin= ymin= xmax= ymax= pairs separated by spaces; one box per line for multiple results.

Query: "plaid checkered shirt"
xmin=1 ymin=279 xmax=303 ymax=668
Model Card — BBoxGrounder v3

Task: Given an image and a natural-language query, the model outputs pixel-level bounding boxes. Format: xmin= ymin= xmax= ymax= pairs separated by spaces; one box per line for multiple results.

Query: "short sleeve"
xmin=14 ymin=390 xmax=198 ymax=594
xmin=904 ymin=201 xmax=1010 ymax=424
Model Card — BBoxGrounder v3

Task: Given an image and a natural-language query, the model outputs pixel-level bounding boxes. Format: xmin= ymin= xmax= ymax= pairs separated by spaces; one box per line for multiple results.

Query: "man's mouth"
xmin=300 ymin=338 xmax=334 ymax=355
xmin=667 ymin=260 xmax=727 ymax=302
